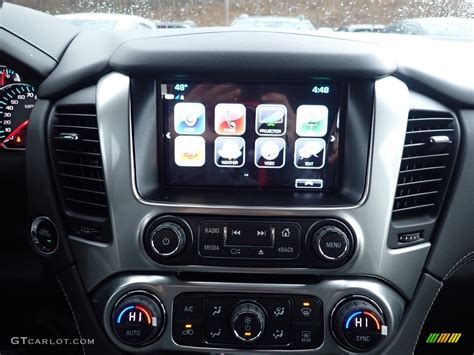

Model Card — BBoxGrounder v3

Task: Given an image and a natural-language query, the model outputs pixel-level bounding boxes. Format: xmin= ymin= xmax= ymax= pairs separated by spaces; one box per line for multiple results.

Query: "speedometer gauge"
xmin=0 ymin=84 xmax=37 ymax=149
xmin=0 ymin=66 xmax=21 ymax=86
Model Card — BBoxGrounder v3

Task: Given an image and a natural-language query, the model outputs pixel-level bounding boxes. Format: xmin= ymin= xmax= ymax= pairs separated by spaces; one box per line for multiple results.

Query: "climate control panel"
xmin=144 ymin=215 xmax=355 ymax=268
xmin=172 ymin=293 xmax=323 ymax=350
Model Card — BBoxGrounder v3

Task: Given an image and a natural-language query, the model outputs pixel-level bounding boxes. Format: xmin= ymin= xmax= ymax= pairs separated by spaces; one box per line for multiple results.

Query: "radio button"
xmin=199 ymin=221 xmax=226 ymax=240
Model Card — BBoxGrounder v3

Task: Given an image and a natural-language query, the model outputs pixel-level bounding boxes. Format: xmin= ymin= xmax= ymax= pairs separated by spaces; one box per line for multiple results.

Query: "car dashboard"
xmin=1 ymin=3 xmax=473 ymax=354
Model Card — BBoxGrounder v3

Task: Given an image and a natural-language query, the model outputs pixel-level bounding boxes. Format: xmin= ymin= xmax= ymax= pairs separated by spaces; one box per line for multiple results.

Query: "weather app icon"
xmin=174 ymin=102 xmax=206 ymax=135
xmin=294 ymin=138 xmax=326 ymax=169
xmin=214 ymin=137 xmax=245 ymax=168
xmin=255 ymin=104 xmax=287 ymax=136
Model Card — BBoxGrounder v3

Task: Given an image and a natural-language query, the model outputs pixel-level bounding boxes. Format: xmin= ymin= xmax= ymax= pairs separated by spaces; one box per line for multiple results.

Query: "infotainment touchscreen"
xmin=160 ymin=81 xmax=342 ymax=190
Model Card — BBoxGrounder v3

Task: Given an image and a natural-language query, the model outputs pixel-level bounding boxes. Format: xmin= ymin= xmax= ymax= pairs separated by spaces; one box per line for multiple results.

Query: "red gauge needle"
xmin=0 ymin=71 xmax=5 ymax=86
xmin=2 ymin=119 xmax=29 ymax=146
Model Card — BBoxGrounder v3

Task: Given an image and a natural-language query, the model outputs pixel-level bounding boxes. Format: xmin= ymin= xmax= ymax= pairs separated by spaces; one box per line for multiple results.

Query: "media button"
xmin=199 ymin=240 xmax=224 ymax=257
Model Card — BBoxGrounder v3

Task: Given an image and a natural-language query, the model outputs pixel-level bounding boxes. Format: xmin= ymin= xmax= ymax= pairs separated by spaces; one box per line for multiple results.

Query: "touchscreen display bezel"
xmin=157 ymin=80 xmax=346 ymax=193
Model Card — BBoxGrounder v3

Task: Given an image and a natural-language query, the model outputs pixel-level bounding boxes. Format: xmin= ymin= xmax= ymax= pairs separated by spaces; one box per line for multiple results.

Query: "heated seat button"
xmin=292 ymin=322 xmax=323 ymax=349
xmin=174 ymin=295 xmax=203 ymax=320
xmin=204 ymin=321 xmax=233 ymax=344
xmin=173 ymin=320 xmax=203 ymax=346
xmin=293 ymin=297 xmax=322 ymax=322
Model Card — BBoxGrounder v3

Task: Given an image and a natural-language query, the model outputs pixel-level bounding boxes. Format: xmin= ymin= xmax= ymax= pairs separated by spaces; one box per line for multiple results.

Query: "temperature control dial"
xmin=111 ymin=292 xmax=165 ymax=346
xmin=331 ymin=297 xmax=387 ymax=352
xmin=230 ymin=302 xmax=266 ymax=343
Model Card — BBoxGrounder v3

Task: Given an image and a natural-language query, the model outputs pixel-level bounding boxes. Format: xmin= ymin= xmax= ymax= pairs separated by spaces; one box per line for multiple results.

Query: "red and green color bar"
xmin=425 ymin=333 xmax=462 ymax=343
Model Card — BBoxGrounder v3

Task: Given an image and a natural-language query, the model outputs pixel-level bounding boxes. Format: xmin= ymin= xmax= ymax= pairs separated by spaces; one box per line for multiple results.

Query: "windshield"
xmin=7 ymin=0 xmax=474 ymax=38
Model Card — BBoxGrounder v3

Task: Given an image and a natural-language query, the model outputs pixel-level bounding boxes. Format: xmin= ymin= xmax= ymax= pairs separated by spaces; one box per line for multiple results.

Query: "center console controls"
xmin=172 ymin=293 xmax=323 ymax=349
xmin=144 ymin=215 xmax=356 ymax=268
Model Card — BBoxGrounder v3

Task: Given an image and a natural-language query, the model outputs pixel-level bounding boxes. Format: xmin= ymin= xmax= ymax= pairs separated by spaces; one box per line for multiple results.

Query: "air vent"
xmin=393 ymin=110 xmax=458 ymax=219
xmin=52 ymin=105 xmax=108 ymax=217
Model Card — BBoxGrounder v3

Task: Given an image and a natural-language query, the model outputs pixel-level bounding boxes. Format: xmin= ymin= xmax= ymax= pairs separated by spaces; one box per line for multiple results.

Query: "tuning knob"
xmin=310 ymin=220 xmax=354 ymax=263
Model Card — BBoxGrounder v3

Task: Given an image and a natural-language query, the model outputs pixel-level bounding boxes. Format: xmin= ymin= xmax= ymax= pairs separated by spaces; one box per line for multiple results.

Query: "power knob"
xmin=149 ymin=221 xmax=187 ymax=257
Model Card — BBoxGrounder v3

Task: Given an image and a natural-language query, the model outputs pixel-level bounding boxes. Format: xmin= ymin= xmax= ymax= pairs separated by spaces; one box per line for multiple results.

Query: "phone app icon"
xmin=294 ymin=138 xmax=326 ymax=169
xmin=174 ymin=136 xmax=206 ymax=167
xmin=296 ymin=105 xmax=328 ymax=137
xmin=214 ymin=137 xmax=245 ymax=168
xmin=254 ymin=138 xmax=286 ymax=169
xmin=215 ymin=103 xmax=246 ymax=135
xmin=255 ymin=104 xmax=287 ymax=136
xmin=174 ymin=102 xmax=206 ymax=135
